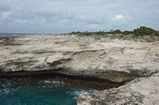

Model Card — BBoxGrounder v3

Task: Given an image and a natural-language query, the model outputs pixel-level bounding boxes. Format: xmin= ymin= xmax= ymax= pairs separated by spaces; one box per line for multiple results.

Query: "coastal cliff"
xmin=0 ymin=34 xmax=159 ymax=104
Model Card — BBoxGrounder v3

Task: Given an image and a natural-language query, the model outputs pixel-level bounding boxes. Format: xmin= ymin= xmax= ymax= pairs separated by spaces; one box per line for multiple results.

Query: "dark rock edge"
xmin=0 ymin=70 xmax=125 ymax=90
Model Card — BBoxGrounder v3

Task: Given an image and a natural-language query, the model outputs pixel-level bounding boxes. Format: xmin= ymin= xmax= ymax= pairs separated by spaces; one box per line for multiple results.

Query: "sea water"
xmin=0 ymin=79 xmax=98 ymax=105
xmin=0 ymin=33 xmax=40 ymax=36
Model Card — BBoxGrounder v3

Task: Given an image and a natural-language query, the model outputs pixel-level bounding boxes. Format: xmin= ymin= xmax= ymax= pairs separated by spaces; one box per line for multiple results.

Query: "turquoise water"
xmin=0 ymin=79 xmax=98 ymax=105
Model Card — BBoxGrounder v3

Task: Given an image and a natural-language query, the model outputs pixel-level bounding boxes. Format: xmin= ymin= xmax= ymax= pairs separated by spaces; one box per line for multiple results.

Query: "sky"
xmin=0 ymin=0 xmax=159 ymax=33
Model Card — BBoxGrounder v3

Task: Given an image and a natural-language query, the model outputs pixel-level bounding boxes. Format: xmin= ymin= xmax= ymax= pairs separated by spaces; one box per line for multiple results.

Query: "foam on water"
xmin=0 ymin=79 xmax=98 ymax=105
xmin=68 ymin=89 xmax=99 ymax=99
xmin=42 ymin=80 xmax=65 ymax=85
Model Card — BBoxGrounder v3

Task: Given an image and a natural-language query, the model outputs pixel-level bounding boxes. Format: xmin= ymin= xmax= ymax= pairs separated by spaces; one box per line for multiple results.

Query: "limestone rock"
xmin=77 ymin=73 xmax=159 ymax=105
xmin=0 ymin=35 xmax=159 ymax=82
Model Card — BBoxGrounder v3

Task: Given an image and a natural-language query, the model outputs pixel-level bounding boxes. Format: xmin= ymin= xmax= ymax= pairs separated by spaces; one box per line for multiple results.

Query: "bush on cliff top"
xmin=70 ymin=26 xmax=159 ymax=36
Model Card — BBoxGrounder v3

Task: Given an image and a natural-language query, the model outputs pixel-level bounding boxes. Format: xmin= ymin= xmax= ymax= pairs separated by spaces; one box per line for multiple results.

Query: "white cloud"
xmin=113 ymin=14 xmax=124 ymax=21
xmin=110 ymin=14 xmax=133 ymax=30
xmin=1 ymin=11 xmax=11 ymax=19
xmin=133 ymin=9 xmax=138 ymax=12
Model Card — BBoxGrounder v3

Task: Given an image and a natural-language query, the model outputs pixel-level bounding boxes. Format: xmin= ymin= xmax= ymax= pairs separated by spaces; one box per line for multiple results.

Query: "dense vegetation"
xmin=70 ymin=26 xmax=159 ymax=36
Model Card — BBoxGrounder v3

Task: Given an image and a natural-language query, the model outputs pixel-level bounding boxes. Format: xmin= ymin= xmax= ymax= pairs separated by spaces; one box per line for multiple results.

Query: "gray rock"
xmin=0 ymin=35 xmax=159 ymax=82
xmin=77 ymin=73 xmax=159 ymax=105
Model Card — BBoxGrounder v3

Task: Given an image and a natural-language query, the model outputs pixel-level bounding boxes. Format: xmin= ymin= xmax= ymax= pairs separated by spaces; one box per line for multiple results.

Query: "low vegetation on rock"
xmin=70 ymin=26 xmax=159 ymax=42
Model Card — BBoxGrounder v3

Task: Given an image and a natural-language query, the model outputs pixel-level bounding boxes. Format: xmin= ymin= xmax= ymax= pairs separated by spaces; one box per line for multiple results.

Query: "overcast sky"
xmin=0 ymin=0 xmax=159 ymax=33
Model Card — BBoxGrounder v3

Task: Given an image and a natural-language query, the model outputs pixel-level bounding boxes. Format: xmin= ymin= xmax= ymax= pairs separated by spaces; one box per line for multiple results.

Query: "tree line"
xmin=70 ymin=26 xmax=159 ymax=36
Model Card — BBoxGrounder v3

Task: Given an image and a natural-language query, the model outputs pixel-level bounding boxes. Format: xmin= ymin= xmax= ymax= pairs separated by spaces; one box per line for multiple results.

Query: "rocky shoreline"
xmin=78 ymin=73 xmax=159 ymax=105
xmin=0 ymin=34 xmax=159 ymax=104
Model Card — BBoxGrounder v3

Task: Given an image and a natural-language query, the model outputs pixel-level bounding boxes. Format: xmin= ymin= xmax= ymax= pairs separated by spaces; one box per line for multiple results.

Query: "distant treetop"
xmin=70 ymin=26 xmax=159 ymax=36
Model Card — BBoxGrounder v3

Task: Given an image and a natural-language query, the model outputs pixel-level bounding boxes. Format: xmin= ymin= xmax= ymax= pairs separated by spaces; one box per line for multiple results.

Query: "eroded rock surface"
xmin=77 ymin=73 xmax=159 ymax=105
xmin=0 ymin=34 xmax=159 ymax=82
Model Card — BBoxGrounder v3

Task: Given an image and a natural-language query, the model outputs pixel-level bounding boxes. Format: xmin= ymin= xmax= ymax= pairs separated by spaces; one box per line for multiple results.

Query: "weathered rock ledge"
xmin=78 ymin=73 xmax=159 ymax=105
xmin=0 ymin=34 xmax=159 ymax=104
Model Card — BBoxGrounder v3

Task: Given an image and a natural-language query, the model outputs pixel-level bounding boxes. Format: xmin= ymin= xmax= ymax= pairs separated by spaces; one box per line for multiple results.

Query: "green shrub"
xmin=69 ymin=26 xmax=159 ymax=38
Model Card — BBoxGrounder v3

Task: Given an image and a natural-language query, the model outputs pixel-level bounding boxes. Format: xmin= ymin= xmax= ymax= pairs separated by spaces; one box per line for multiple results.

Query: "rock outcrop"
xmin=77 ymin=73 xmax=159 ymax=105
xmin=0 ymin=34 xmax=159 ymax=104
xmin=0 ymin=35 xmax=159 ymax=82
